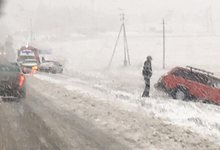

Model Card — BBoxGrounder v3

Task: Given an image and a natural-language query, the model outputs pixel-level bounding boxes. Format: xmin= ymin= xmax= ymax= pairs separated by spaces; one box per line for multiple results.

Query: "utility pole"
xmin=163 ymin=19 xmax=166 ymax=69
xmin=121 ymin=13 xmax=130 ymax=66
xmin=108 ymin=12 xmax=130 ymax=68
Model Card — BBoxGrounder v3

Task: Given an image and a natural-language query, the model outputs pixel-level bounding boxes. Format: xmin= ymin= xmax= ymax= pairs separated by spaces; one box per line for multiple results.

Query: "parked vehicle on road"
xmin=155 ymin=66 xmax=220 ymax=105
xmin=17 ymin=45 xmax=40 ymax=64
xmin=39 ymin=60 xmax=63 ymax=74
xmin=20 ymin=59 xmax=39 ymax=74
xmin=0 ymin=58 xmax=26 ymax=99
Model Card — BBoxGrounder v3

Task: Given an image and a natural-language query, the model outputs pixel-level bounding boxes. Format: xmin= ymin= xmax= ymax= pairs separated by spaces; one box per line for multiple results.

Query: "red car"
xmin=155 ymin=66 xmax=220 ymax=105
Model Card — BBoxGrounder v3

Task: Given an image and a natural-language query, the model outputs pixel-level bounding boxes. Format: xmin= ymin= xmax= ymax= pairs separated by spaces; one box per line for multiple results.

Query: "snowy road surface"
xmin=0 ymin=74 xmax=218 ymax=150
xmin=0 ymin=84 xmax=128 ymax=150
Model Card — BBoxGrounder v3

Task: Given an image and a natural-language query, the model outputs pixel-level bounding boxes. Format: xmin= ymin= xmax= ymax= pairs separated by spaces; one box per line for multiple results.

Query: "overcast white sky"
xmin=4 ymin=0 xmax=215 ymax=13
xmin=26 ymin=0 xmax=217 ymax=14
xmin=1 ymin=0 xmax=220 ymax=34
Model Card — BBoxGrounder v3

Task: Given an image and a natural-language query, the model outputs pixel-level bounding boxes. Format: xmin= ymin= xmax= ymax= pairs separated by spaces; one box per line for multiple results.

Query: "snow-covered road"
xmin=0 ymin=78 xmax=129 ymax=150
xmin=29 ymin=72 xmax=220 ymax=149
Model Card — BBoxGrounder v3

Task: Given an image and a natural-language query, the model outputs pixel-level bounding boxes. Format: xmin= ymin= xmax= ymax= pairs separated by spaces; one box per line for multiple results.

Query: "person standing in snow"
xmin=142 ymin=56 xmax=152 ymax=97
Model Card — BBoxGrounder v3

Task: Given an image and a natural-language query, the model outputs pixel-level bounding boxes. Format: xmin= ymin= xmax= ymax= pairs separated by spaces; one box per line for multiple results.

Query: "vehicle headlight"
xmin=32 ymin=66 xmax=38 ymax=70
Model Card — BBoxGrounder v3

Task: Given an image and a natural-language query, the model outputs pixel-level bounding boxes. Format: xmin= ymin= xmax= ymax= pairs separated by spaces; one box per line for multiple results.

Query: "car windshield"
xmin=171 ymin=68 xmax=210 ymax=85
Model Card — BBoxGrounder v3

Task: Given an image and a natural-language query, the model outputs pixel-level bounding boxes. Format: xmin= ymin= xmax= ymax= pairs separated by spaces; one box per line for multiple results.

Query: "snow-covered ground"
xmin=26 ymin=34 xmax=220 ymax=144
xmin=27 ymin=74 xmax=219 ymax=149
xmin=34 ymin=68 xmax=220 ymax=145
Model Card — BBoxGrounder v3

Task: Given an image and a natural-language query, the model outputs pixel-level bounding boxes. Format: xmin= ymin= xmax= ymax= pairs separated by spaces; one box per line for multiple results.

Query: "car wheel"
xmin=173 ymin=87 xmax=189 ymax=101
xmin=175 ymin=89 xmax=186 ymax=100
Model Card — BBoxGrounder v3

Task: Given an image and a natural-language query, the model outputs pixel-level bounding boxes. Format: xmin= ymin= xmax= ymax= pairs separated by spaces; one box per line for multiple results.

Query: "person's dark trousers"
xmin=142 ymin=78 xmax=150 ymax=97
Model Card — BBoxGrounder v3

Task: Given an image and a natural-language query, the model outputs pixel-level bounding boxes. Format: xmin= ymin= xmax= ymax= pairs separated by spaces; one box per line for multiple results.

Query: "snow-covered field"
xmin=26 ymin=33 xmax=220 ymax=144
xmin=36 ymin=34 xmax=220 ymax=72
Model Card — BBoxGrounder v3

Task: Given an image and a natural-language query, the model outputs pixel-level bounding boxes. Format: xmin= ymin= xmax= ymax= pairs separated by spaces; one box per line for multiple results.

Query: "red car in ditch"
xmin=155 ymin=66 xmax=220 ymax=105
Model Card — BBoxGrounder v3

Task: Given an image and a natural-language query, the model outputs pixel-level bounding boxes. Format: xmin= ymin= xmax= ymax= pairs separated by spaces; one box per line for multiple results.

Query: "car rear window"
xmin=171 ymin=69 xmax=209 ymax=85
xmin=208 ymin=77 xmax=220 ymax=88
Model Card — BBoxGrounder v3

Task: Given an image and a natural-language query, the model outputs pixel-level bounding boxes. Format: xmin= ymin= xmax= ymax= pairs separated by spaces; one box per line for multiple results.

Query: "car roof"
xmin=170 ymin=66 xmax=220 ymax=81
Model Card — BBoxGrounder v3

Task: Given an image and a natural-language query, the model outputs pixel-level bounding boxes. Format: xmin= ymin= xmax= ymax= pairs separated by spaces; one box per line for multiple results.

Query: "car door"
xmin=184 ymin=72 xmax=211 ymax=100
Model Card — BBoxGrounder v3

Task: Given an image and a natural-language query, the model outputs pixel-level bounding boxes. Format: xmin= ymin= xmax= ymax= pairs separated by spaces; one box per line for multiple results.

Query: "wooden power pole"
xmin=163 ymin=19 xmax=166 ymax=69
xmin=108 ymin=13 xmax=130 ymax=68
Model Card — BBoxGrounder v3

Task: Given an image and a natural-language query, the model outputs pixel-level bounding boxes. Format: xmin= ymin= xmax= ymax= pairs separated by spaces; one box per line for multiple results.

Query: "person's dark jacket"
xmin=142 ymin=60 xmax=152 ymax=79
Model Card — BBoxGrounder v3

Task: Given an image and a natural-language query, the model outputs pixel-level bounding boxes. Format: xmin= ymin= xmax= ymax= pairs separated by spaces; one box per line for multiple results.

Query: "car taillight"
xmin=19 ymin=74 xmax=25 ymax=88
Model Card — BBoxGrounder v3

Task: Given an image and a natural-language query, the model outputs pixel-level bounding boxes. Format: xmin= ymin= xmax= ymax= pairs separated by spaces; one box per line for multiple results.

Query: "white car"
xmin=39 ymin=60 xmax=63 ymax=74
